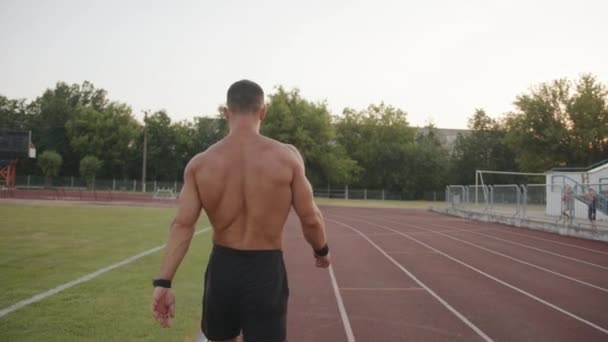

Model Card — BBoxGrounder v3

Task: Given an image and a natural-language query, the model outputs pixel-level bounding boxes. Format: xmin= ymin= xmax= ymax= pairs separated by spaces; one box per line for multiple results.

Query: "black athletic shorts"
xmin=202 ymin=244 xmax=289 ymax=342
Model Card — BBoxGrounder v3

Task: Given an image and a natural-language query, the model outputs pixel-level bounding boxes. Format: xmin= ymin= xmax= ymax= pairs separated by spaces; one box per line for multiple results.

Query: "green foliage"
xmin=2 ymin=74 xmax=607 ymax=198
xmin=28 ymin=81 xmax=112 ymax=174
xmin=449 ymin=109 xmax=517 ymax=184
xmin=567 ymin=74 xmax=608 ymax=165
xmin=336 ymin=103 xmax=418 ymax=195
xmin=66 ymin=102 xmax=139 ymax=178
xmin=192 ymin=115 xmax=228 ymax=152
xmin=0 ymin=95 xmax=30 ymax=130
xmin=263 ymin=87 xmax=360 ymax=186
xmin=413 ymin=125 xmax=449 ymax=197
xmin=504 ymin=79 xmax=572 ymax=171
xmin=38 ymin=150 xmax=63 ymax=181
xmin=504 ymin=74 xmax=608 ymax=171
xmin=79 ymin=156 xmax=103 ymax=186
xmin=141 ymin=111 xmax=203 ymax=181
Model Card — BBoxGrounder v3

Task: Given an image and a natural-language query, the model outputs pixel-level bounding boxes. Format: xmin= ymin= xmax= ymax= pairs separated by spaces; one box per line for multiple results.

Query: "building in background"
xmin=416 ymin=127 xmax=471 ymax=151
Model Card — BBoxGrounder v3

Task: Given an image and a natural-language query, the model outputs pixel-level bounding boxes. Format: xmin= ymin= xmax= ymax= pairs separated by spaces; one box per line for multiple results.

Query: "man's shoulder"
xmin=276 ymin=142 xmax=302 ymax=161
xmin=283 ymin=143 xmax=303 ymax=162
xmin=185 ymin=152 xmax=207 ymax=173
xmin=187 ymin=140 xmax=226 ymax=170
xmin=260 ymin=136 xmax=297 ymax=154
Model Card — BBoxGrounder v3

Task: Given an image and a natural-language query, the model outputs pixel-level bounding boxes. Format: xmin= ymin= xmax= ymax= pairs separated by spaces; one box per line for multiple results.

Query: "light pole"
xmin=141 ymin=110 xmax=148 ymax=193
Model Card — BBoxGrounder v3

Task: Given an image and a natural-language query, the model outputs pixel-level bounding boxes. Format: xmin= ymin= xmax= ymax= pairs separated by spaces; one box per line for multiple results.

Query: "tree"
xmin=29 ymin=82 xmax=86 ymax=175
xmin=567 ymin=74 xmax=608 ymax=165
xmin=79 ymin=156 xmax=103 ymax=188
xmin=171 ymin=119 xmax=202 ymax=176
xmin=504 ymin=79 xmax=572 ymax=171
xmin=0 ymin=95 xmax=30 ymax=130
xmin=65 ymin=102 xmax=140 ymax=178
xmin=144 ymin=110 xmax=179 ymax=181
xmin=504 ymin=74 xmax=608 ymax=171
xmin=449 ymin=109 xmax=517 ymax=184
xmin=413 ymin=125 xmax=450 ymax=198
xmin=38 ymin=150 xmax=63 ymax=186
xmin=336 ymin=103 xmax=416 ymax=194
xmin=191 ymin=114 xmax=228 ymax=153
xmin=263 ymin=86 xmax=360 ymax=186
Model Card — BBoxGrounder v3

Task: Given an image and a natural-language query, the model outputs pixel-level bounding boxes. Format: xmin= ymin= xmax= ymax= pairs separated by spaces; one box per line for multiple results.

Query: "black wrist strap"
xmin=153 ymin=278 xmax=172 ymax=288
xmin=314 ymin=244 xmax=329 ymax=257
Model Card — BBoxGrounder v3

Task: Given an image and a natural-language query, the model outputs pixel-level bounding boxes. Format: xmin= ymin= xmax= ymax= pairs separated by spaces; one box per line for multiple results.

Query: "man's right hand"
xmin=152 ymin=287 xmax=175 ymax=328
xmin=315 ymin=254 xmax=330 ymax=268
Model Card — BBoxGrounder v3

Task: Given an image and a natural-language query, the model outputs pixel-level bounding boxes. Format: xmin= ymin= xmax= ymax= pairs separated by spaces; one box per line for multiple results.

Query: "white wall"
xmin=546 ymin=165 xmax=608 ymax=221
xmin=545 ymin=184 xmax=562 ymax=216
xmin=589 ymin=164 xmax=608 ymax=189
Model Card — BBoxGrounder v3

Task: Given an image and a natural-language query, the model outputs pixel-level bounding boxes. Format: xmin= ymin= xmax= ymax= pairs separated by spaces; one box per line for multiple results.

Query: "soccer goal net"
xmin=153 ymin=187 xmax=177 ymax=200
xmin=475 ymin=170 xmax=546 ymax=210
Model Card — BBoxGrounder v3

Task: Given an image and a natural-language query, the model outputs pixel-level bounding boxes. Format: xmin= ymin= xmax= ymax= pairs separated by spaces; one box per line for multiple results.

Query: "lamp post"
xmin=141 ymin=110 xmax=148 ymax=193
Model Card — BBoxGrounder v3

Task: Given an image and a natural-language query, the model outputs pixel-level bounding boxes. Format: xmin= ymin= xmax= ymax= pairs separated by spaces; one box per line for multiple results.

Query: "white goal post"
xmin=153 ymin=187 xmax=177 ymax=200
xmin=475 ymin=170 xmax=546 ymax=205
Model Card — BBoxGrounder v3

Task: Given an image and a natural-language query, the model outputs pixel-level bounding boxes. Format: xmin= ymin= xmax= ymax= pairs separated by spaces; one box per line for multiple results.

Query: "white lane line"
xmin=327 ymin=219 xmax=493 ymax=342
xmin=393 ymin=214 xmax=608 ymax=256
xmin=497 ymin=231 xmax=608 ymax=255
xmin=0 ymin=227 xmax=211 ymax=319
xmin=367 ymin=214 xmax=608 ymax=271
xmin=340 ymin=287 xmax=425 ymax=291
xmin=363 ymin=232 xmax=402 ymax=236
xmin=384 ymin=220 xmax=608 ymax=293
xmin=338 ymin=217 xmax=608 ymax=335
xmin=469 ymin=226 xmax=608 ymax=256
xmin=466 ymin=231 xmax=608 ymax=271
xmin=406 ymin=227 xmax=495 ymax=235
xmin=328 ymin=264 xmax=356 ymax=342
xmin=383 ymin=251 xmax=438 ymax=255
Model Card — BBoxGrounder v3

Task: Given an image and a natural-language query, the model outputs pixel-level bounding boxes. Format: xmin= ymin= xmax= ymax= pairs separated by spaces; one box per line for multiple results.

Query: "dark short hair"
xmin=227 ymin=80 xmax=264 ymax=114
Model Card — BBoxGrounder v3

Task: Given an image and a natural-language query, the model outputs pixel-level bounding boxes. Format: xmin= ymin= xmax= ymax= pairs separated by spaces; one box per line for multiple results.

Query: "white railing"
xmin=446 ymin=182 xmax=604 ymax=225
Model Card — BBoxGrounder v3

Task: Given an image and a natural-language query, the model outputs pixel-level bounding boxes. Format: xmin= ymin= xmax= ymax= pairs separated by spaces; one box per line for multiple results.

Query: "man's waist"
xmin=212 ymin=243 xmax=283 ymax=257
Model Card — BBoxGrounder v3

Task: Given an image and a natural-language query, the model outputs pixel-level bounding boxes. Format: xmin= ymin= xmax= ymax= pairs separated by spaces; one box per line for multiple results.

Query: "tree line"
xmin=1 ymin=74 xmax=607 ymax=198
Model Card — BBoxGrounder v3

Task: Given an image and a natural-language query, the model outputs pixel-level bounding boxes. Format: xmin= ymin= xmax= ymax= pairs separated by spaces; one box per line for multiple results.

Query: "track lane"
xmin=326 ymin=210 xmax=606 ymax=340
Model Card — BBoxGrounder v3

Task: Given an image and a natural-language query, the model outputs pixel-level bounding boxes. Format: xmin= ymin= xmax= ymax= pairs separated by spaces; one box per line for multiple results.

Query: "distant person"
xmin=587 ymin=188 xmax=597 ymax=229
xmin=562 ymin=185 xmax=574 ymax=220
xmin=151 ymin=80 xmax=330 ymax=342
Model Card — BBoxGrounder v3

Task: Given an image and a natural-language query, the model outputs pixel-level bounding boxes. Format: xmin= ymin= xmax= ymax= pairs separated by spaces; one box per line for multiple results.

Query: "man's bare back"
xmin=191 ymin=132 xmax=297 ymax=250
xmin=152 ymin=80 xmax=329 ymax=342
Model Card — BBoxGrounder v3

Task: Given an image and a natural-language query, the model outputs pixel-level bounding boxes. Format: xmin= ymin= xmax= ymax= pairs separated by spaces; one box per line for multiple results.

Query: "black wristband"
xmin=314 ymin=244 xmax=329 ymax=257
xmin=153 ymin=278 xmax=172 ymax=288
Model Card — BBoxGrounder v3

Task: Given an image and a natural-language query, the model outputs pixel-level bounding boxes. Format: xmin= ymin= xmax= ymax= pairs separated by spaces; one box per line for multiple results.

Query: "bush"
xmin=80 ymin=156 xmax=103 ymax=188
xmin=38 ymin=150 xmax=63 ymax=186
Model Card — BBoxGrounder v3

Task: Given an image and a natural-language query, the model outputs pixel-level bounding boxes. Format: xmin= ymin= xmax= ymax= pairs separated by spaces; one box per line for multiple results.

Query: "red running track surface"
xmin=284 ymin=206 xmax=608 ymax=341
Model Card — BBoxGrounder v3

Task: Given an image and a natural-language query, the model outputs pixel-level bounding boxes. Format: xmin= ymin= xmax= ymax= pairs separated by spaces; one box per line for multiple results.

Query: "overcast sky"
xmin=1 ymin=0 xmax=607 ymax=128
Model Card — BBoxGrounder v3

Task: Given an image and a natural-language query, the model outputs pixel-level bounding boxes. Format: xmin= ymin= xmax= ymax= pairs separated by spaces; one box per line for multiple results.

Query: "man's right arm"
xmin=288 ymin=146 xmax=328 ymax=254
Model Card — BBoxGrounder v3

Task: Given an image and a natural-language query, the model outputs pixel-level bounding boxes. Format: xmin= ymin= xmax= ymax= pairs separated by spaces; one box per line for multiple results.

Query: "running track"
xmin=283 ymin=206 xmax=608 ymax=341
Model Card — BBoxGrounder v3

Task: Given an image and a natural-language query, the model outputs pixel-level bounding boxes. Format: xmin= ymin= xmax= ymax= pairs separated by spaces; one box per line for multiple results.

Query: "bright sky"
xmin=1 ymin=0 xmax=607 ymax=129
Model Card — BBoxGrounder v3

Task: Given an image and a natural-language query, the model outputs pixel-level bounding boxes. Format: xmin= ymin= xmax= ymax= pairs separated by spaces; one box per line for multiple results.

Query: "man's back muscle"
xmin=193 ymin=133 xmax=296 ymax=250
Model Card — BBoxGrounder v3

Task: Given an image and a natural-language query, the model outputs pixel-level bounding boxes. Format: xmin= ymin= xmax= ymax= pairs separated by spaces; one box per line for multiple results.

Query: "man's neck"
xmin=228 ymin=119 xmax=260 ymax=137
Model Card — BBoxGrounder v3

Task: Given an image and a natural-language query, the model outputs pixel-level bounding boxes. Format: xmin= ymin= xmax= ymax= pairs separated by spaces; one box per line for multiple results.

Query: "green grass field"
xmin=0 ymin=202 xmax=212 ymax=342
xmin=0 ymin=198 xmax=431 ymax=341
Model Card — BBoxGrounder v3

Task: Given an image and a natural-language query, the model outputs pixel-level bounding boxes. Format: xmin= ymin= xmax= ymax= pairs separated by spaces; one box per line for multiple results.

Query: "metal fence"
xmin=446 ymin=185 xmax=467 ymax=207
xmin=490 ymin=184 xmax=521 ymax=217
xmin=4 ymin=175 xmax=447 ymax=203
xmin=313 ymin=187 xmax=445 ymax=201
xmin=14 ymin=175 xmax=184 ymax=194
xmin=0 ymin=187 xmax=176 ymax=204
xmin=446 ymin=182 xmax=606 ymax=225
